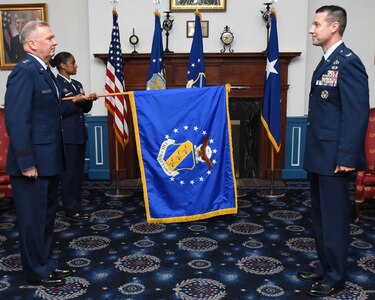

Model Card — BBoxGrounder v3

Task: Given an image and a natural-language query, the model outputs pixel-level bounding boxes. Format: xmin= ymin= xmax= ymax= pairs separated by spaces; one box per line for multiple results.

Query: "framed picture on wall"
xmin=0 ymin=3 xmax=48 ymax=70
xmin=186 ymin=20 xmax=209 ymax=38
xmin=170 ymin=0 xmax=226 ymax=12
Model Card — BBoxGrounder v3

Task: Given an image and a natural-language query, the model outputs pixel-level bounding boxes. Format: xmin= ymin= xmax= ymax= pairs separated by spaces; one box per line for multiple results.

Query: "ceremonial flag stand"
xmin=105 ymin=138 xmax=133 ymax=199
xmin=257 ymin=147 xmax=285 ymax=199
xmin=257 ymin=3 xmax=285 ymax=199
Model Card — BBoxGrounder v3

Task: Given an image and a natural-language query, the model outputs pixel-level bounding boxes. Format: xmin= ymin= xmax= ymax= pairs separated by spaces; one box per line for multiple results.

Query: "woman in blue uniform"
xmin=51 ymin=52 xmax=97 ymax=221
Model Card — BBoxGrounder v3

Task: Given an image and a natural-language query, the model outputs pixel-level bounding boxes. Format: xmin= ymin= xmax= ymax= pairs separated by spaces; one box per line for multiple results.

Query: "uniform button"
xmin=310 ymin=93 xmax=312 ymax=96
xmin=307 ymin=122 xmax=310 ymax=126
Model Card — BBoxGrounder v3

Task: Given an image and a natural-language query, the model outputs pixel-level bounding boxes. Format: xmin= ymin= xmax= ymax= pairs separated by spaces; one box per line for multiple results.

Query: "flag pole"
xmin=105 ymin=136 xmax=134 ymax=198
xmin=257 ymin=144 xmax=285 ymax=199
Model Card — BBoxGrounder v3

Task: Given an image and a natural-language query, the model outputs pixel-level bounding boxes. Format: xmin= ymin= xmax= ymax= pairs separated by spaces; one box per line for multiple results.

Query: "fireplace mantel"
xmin=94 ymin=52 xmax=301 ymax=179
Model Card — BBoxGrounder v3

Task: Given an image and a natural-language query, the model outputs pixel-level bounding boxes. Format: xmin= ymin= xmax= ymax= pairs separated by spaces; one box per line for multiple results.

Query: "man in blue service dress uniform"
xmin=4 ymin=21 xmax=72 ymax=287
xmin=299 ymin=5 xmax=369 ymax=297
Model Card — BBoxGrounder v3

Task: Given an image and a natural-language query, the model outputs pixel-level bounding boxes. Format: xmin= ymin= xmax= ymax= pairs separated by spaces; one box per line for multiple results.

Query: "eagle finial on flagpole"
xmin=153 ymin=0 xmax=161 ymax=11
xmin=194 ymin=0 xmax=201 ymax=12
xmin=110 ymin=0 xmax=119 ymax=10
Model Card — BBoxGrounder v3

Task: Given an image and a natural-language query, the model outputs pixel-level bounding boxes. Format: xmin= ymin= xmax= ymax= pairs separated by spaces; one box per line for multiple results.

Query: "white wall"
xmin=0 ymin=0 xmax=91 ymax=105
xmin=1 ymin=0 xmax=374 ymax=119
xmin=305 ymin=0 xmax=375 ymax=116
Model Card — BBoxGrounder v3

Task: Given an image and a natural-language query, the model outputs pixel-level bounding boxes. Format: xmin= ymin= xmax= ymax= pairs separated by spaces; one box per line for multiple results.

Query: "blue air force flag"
xmin=146 ymin=11 xmax=166 ymax=90
xmin=129 ymin=85 xmax=237 ymax=223
xmin=187 ymin=11 xmax=206 ymax=88
xmin=261 ymin=10 xmax=281 ymax=152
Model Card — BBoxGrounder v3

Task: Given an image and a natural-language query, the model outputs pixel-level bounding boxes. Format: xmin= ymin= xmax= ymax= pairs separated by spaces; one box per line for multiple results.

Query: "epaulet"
xmin=337 ymin=48 xmax=354 ymax=61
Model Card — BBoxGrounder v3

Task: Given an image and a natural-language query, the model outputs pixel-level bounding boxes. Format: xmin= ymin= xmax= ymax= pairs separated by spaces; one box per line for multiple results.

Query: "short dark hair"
xmin=50 ymin=52 xmax=73 ymax=69
xmin=316 ymin=5 xmax=347 ymax=36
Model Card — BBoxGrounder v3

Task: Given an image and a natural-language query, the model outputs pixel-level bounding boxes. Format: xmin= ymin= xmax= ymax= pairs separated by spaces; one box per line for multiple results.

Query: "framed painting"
xmin=170 ymin=0 xmax=226 ymax=12
xmin=0 ymin=3 xmax=48 ymax=70
xmin=186 ymin=20 xmax=209 ymax=38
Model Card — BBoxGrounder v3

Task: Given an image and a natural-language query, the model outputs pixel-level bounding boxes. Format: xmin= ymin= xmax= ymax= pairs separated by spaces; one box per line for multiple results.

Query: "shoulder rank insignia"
xmin=346 ymin=52 xmax=352 ymax=57
xmin=321 ymin=90 xmax=329 ymax=99
xmin=22 ymin=59 xmax=30 ymax=64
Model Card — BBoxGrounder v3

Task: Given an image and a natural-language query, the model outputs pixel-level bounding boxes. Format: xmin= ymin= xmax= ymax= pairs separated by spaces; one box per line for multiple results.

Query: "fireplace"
xmin=94 ymin=52 xmax=300 ymax=179
xmin=230 ymin=99 xmax=260 ymax=178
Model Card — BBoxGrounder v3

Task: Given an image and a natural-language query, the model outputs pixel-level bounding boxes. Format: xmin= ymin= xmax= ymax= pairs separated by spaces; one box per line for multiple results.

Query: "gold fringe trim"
xmin=195 ymin=10 xmax=202 ymax=20
xmin=261 ymin=114 xmax=281 ymax=153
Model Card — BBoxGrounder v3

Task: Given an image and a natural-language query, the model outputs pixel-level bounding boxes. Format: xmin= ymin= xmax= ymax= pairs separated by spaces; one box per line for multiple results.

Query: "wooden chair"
xmin=354 ymin=107 xmax=375 ymax=222
xmin=0 ymin=108 xmax=12 ymax=199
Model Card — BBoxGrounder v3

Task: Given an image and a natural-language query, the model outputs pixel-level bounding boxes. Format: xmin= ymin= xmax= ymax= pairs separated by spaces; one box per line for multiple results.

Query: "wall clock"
xmin=220 ymin=25 xmax=234 ymax=53
xmin=129 ymin=28 xmax=139 ymax=54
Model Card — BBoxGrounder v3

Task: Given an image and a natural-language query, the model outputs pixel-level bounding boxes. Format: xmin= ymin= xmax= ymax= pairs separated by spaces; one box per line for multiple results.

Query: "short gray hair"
xmin=20 ymin=20 xmax=50 ymax=44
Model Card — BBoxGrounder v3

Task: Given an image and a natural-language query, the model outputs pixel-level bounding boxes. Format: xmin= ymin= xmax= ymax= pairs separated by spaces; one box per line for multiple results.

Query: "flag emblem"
xmin=129 ymin=85 xmax=237 ymax=223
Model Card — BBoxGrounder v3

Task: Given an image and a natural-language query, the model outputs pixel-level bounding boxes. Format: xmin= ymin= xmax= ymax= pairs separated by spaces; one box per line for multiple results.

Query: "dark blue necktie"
xmin=46 ymin=67 xmax=59 ymax=97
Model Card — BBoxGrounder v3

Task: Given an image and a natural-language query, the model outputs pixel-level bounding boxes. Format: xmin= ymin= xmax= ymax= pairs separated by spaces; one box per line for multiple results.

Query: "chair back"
xmin=0 ymin=108 xmax=9 ymax=171
xmin=365 ymin=108 xmax=375 ymax=172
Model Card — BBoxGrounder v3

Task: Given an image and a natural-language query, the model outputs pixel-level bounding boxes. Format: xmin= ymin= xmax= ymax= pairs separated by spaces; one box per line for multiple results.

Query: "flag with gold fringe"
xmin=187 ymin=10 xmax=206 ymax=88
xmin=146 ymin=10 xmax=166 ymax=90
xmin=261 ymin=9 xmax=281 ymax=152
xmin=128 ymin=85 xmax=237 ymax=223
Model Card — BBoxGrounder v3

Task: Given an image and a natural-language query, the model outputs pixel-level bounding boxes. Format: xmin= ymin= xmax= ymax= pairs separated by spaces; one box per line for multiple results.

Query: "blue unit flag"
xmin=147 ymin=11 xmax=166 ymax=90
xmin=187 ymin=11 xmax=206 ymax=88
xmin=261 ymin=10 xmax=281 ymax=152
xmin=129 ymin=85 xmax=237 ymax=223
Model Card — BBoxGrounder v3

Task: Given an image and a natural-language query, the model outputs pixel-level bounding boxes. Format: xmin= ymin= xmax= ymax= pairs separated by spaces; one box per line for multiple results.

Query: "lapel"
xmin=27 ymin=54 xmax=60 ymax=101
xmin=310 ymin=43 xmax=346 ymax=92
xmin=58 ymin=76 xmax=80 ymax=97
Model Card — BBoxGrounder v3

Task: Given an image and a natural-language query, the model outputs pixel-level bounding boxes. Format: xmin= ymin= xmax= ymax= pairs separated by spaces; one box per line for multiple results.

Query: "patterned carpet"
xmin=0 ymin=180 xmax=375 ymax=299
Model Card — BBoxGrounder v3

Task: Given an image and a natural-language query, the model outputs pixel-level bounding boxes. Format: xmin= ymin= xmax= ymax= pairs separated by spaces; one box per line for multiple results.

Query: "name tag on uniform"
xmin=42 ymin=89 xmax=52 ymax=94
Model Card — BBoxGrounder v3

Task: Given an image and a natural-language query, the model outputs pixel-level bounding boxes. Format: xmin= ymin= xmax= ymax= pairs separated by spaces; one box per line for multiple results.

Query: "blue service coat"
xmin=304 ymin=43 xmax=369 ymax=175
xmin=5 ymin=54 xmax=64 ymax=176
xmin=57 ymin=75 xmax=92 ymax=144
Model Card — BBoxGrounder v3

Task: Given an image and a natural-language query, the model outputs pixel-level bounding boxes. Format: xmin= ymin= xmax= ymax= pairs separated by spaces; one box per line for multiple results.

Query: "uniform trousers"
xmin=11 ymin=175 xmax=59 ymax=281
xmin=309 ymin=172 xmax=350 ymax=287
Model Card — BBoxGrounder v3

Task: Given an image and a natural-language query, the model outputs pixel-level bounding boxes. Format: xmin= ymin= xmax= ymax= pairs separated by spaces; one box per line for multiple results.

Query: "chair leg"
xmin=354 ymin=201 xmax=360 ymax=223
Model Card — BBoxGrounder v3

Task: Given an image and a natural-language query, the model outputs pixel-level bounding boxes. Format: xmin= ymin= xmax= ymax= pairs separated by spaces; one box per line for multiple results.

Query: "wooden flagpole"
xmin=62 ymin=92 xmax=129 ymax=101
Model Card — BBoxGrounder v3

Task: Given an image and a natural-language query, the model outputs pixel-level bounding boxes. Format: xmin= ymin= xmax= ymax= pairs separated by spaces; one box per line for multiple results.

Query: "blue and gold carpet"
xmin=0 ymin=180 xmax=375 ymax=299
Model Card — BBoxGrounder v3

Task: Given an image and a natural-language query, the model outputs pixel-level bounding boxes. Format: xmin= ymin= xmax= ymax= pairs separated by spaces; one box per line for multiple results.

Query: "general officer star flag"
xmin=129 ymin=85 xmax=237 ymax=223
xmin=261 ymin=9 xmax=281 ymax=153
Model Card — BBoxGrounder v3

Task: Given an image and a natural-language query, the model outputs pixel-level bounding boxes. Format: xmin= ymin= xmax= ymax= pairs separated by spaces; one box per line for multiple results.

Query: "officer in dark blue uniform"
xmin=300 ymin=6 xmax=369 ymax=297
xmin=4 ymin=21 xmax=72 ymax=287
xmin=51 ymin=52 xmax=97 ymax=221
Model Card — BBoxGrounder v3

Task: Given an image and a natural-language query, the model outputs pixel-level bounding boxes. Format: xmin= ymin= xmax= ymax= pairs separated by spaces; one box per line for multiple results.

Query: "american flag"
xmin=105 ymin=9 xmax=129 ymax=148
xmin=1 ymin=11 xmax=12 ymax=62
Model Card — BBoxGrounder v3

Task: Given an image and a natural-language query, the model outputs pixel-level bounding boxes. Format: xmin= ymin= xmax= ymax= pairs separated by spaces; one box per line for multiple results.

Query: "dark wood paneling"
xmin=94 ymin=52 xmax=301 ymax=179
